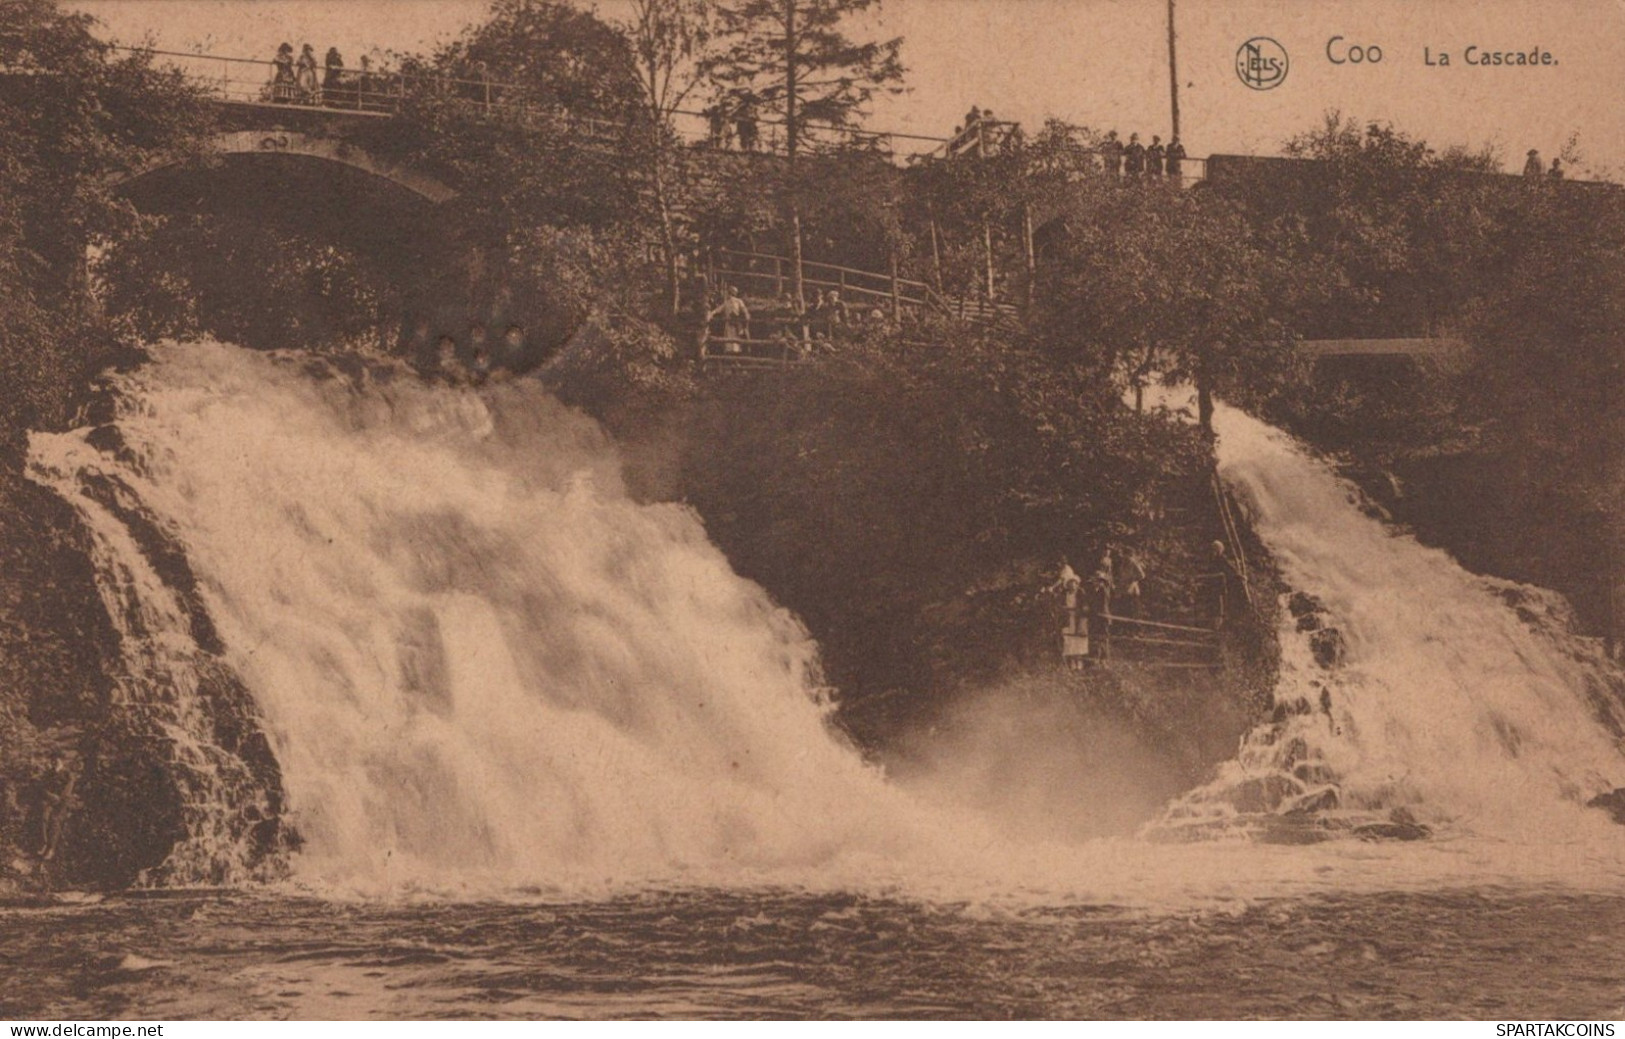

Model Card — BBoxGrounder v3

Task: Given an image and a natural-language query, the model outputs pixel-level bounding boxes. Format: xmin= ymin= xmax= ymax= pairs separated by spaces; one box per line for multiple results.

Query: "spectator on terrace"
xmin=708 ymin=285 xmax=750 ymax=352
xmin=1165 ymin=136 xmax=1187 ymax=181
xmin=1523 ymin=149 xmax=1543 ymax=178
xmin=1146 ymin=135 xmax=1166 ymax=178
xmin=1123 ymin=133 xmax=1146 ymax=178
xmin=295 ymin=43 xmax=319 ymax=103
xmin=1100 ymin=130 xmax=1124 ymax=176
xmin=270 ymin=43 xmax=296 ymax=103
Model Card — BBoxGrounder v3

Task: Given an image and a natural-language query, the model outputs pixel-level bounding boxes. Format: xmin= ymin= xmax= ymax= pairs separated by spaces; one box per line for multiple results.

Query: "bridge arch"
xmin=119 ymin=130 xmax=456 ymax=205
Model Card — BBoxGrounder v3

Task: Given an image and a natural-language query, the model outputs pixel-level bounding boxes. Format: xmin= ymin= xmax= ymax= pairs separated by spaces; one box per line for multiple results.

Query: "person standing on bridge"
xmin=1165 ymin=136 xmax=1187 ymax=182
xmin=323 ymin=47 xmax=346 ymax=106
xmin=295 ymin=43 xmax=319 ymax=104
xmin=1123 ymin=133 xmax=1146 ymax=178
xmin=1146 ymin=136 xmax=1165 ymax=178
xmin=1087 ymin=559 xmax=1115 ymax=661
xmin=1100 ymin=131 xmax=1123 ymax=177
xmin=1200 ymin=540 xmax=1242 ymax=628
xmin=271 ymin=43 xmax=296 ymax=103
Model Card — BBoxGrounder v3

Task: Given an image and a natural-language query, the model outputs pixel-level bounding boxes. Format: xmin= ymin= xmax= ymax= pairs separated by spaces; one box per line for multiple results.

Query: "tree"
xmin=1034 ymin=185 xmax=1304 ymax=433
xmin=0 ymin=0 xmax=211 ymax=448
xmin=621 ymin=0 xmax=716 ymax=320
xmin=704 ymin=0 xmax=905 ymax=305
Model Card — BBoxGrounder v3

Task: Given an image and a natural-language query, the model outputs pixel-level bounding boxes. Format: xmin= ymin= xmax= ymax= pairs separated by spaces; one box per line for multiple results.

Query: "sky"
xmin=72 ymin=0 xmax=1625 ymax=177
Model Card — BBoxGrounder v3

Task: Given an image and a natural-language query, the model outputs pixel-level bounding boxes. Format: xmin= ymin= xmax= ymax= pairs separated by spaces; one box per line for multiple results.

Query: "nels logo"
xmin=1236 ymin=37 xmax=1289 ymax=90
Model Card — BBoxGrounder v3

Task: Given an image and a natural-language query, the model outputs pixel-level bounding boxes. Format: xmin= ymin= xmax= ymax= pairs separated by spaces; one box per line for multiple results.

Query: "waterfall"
xmin=1155 ymin=403 xmax=1625 ymax=842
xmin=28 ymin=341 xmax=930 ymax=892
xmin=25 ymin=344 xmax=1625 ymax=897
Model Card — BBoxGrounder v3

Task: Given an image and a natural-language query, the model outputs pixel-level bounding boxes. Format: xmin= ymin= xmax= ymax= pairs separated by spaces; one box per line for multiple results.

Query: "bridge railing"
xmin=118 ymin=46 xmax=953 ymax=161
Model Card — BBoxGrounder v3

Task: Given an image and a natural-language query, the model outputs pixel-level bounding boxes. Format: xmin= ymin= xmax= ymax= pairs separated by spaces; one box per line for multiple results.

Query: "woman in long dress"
xmin=270 ymin=42 xmax=296 ymax=103
xmin=295 ymin=43 xmax=319 ymax=103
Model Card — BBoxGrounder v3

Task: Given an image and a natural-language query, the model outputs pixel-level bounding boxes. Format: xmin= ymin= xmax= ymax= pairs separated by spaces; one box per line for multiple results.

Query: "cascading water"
xmin=28 ymin=340 xmax=938 ymax=893
xmin=1155 ymin=403 xmax=1625 ymax=843
xmin=23 ymin=343 xmax=1625 ymax=901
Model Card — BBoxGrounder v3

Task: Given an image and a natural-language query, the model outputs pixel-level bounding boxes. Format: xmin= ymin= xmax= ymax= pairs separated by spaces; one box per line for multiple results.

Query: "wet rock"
xmin=1353 ymin=807 xmax=1431 ymax=841
xmin=1309 ymin=628 xmax=1345 ymax=669
xmin=1292 ymin=761 xmax=1339 ymax=786
xmin=1286 ymin=787 xmax=1340 ymax=814
xmin=1230 ymin=774 xmax=1301 ymax=814
xmin=1287 ymin=592 xmax=1323 ymax=620
xmin=1587 ymin=788 xmax=1625 ymax=824
xmin=1278 ymin=736 xmax=1310 ymax=771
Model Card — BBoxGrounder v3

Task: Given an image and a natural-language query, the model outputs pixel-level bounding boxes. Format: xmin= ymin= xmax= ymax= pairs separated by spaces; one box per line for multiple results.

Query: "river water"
xmin=10 ymin=342 xmax=1625 ymax=1019
xmin=4 ymin=887 xmax=1625 ymax=1019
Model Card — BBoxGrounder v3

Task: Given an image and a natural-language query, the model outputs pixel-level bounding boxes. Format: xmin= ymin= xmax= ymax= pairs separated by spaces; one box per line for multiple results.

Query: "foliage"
xmin=676 ymin=331 xmax=1213 ymax=697
xmin=0 ymin=0 xmax=212 ymax=450
xmin=1241 ymin=112 xmax=1508 ymax=338
xmin=1032 ymin=182 xmax=1306 ymax=429
xmin=389 ymin=0 xmax=646 ymax=238
xmin=99 ymin=213 xmax=401 ymax=353
xmin=704 ymin=0 xmax=905 ymax=161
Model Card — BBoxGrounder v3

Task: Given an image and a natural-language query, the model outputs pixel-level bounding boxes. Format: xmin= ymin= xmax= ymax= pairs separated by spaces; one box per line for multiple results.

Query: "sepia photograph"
xmin=0 ymin=0 xmax=1624 ymax=1023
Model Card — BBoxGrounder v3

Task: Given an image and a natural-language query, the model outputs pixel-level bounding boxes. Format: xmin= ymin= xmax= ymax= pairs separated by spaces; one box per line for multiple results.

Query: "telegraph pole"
xmin=1166 ymin=0 xmax=1181 ymax=141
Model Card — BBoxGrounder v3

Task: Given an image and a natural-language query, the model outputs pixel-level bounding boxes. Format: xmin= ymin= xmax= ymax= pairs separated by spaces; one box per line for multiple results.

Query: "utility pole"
xmin=1166 ymin=0 xmax=1181 ymax=141
xmin=784 ymin=0 xmax=806 ymax=311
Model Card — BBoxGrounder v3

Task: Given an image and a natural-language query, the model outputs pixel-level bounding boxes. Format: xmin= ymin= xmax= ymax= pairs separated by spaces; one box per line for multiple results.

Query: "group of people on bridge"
xmin=268 ymin=42 xmax=386 ymax=110
xmin=1098 ymin=130 xmax=1188 ymax=180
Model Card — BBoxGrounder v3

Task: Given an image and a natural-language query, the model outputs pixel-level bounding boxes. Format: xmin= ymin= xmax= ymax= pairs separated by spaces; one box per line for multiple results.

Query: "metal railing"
xmin=115 ymin=45 xmax=953 ymax=160
xmin=710 ymin=247 xmax=1018 ymax=328
xmin=1083 ymin=612 xmax=1222 ymax=669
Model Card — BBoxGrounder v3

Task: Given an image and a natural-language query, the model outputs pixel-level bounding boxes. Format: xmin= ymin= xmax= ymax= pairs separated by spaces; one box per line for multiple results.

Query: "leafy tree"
xmin=1034 ymin=184 xmax=1304 ymax=432
xmin=100 ymin=214 xmax=400 ymax=353
xmin=677 ymin=330 xmax=1212 ymax=698
xmin=1254 ymin=112 xmax=1506 ymax=338
xmin=703 ymin=0 xmax=905 ymax=305
xmin=0 ymin=0 xmax=211 ymax=449
xmin=390 ymin=0 xmax=645 ymax=238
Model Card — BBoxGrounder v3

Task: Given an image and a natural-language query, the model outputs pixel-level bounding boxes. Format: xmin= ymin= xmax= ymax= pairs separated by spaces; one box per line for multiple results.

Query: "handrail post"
xmin=889 ymin=250 xmax=901 ymax=323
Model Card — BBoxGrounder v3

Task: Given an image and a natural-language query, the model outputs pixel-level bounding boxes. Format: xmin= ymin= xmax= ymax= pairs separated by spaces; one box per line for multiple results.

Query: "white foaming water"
xmin=29 ymin=341 xmax=942 ymax=893
xmin=23 ymin=345 xmax=1625 ymax=903
xmin=1182 ymin=403 xmax=1625 ymax=842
